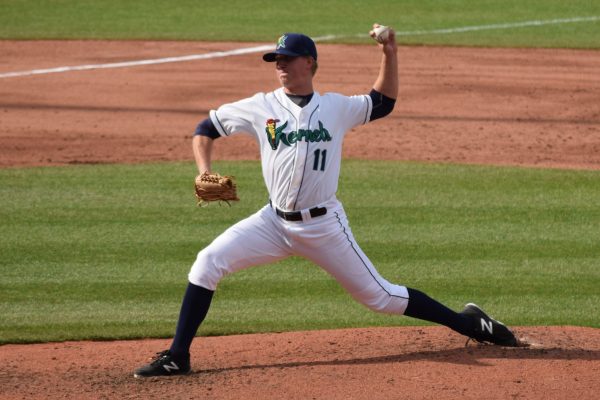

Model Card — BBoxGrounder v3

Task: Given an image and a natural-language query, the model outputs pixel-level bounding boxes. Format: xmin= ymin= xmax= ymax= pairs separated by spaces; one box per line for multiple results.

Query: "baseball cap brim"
xmin=262 ymin=48 xmax=305 ymax=62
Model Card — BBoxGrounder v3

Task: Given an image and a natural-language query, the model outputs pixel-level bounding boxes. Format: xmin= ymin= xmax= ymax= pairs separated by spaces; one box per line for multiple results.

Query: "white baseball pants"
xmin=188 ymin=200 xmax=409 ymax=315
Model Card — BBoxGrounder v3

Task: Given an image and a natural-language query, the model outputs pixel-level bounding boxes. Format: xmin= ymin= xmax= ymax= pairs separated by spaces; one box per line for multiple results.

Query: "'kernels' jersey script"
xmin=209 ymin=87 xmax=373 ymax=211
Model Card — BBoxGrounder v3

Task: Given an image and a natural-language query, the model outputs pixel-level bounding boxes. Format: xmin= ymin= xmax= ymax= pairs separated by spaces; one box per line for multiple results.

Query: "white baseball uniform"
xmin=188 ymin=87 xmax=409 ymax=314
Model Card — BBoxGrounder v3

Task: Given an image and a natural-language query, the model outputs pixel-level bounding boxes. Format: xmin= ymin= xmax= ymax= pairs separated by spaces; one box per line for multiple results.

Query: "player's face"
xmin=275 ymin=55 xmax=314 ymax=94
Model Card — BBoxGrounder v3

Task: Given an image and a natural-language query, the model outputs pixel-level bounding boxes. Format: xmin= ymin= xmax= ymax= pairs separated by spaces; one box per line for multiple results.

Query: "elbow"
xmin=369 ymin=89 xmax=396 ymax=121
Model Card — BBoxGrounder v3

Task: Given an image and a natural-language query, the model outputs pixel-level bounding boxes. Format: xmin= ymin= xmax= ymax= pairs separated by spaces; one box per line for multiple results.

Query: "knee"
xmin=352 ymin=283 xmax=409 ymax=315
xmin=365 ymin=298 xmax=392 ymax=314
xmin=364 ymin=294 xmax=409 ymax=315
xmin=353 ymin=288 xmax=393 ymax=313
xmin=188 ymin=249 xmax=228 ymax=291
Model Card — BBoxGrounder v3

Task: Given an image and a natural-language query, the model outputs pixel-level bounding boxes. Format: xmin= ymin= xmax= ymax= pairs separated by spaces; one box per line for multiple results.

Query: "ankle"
xmin=168 ymin=348 xmax=190 ymax=360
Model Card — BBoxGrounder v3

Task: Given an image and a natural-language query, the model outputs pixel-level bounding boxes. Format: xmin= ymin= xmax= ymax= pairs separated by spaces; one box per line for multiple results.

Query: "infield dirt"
xmin=0 ymin=41 xmax=599 ymax=399
xmin=1 ymin=40 xmax=600 ymax=169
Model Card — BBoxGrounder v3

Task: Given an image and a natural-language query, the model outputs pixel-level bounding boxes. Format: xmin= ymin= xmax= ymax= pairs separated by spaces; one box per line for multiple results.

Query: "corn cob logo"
xmin=266 ymin=119 xmax=278 ymax=140
xmin=266 ymin=118 xmax=283 ymax=150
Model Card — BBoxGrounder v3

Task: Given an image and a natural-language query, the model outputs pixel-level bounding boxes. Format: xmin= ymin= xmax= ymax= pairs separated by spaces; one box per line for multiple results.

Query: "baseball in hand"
xmin=372 ymin=25 xmax=390 ymax=43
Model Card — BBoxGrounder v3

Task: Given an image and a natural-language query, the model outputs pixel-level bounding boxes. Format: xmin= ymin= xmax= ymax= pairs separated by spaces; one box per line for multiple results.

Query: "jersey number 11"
xmin=313 ymin=149 xmax=327 ymax=171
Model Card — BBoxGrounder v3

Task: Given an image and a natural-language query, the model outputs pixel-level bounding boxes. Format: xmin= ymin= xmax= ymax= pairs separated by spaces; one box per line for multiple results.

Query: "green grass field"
xmin=0 ymin=0 xmax=599 ymax=48
xmin=1 ymin=161 xmax=599 ymax=343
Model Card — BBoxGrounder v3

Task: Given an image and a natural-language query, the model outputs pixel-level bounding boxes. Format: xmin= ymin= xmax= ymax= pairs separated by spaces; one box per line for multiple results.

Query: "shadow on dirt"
xmin=194 ymin=345 xmax=600 ymax=374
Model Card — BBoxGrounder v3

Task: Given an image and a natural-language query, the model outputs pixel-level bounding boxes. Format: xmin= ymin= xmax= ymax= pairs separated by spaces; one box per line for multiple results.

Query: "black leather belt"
xmin=270 ymin=201 xmax=327 ymax=221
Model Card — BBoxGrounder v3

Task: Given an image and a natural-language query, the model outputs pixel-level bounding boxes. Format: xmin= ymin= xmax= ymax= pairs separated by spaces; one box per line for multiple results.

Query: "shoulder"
xmin=320 ymin=92 xmax=369 ymax=105
xmin=246 ymin=90 xmax=280 ymax=104
xmin=244 ymin=92 xmax=270 ymax=103
xmin=320 ymin=92 xmax=345 ymax=100
xmin=219 ymin=92 xmax=269 ymax=109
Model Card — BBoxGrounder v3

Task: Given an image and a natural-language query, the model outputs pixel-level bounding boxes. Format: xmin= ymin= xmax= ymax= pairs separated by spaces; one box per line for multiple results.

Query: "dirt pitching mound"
xmin=2 ymin=326 xmax=599 ymax=399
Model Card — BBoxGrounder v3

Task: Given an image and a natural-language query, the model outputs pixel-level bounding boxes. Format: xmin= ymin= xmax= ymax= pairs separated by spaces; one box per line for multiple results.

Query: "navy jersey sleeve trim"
xmin=369 ymin=89 xmax=396 ymax=121
xmin=362 ymin=94 xmax=372 ymax=125
xmin=193 ymin=118 xmax=221 ymax=139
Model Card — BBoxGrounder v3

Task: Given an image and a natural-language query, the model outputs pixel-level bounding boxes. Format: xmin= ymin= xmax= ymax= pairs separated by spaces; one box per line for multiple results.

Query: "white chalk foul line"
xmin=0 ymin=35 xmax=337 ymax=79
xmin=1 ymin=16 xmax=598 ymax=79
xmin=393 ymin=15 xmax=600 ymax=36
xmin=0 ymin=43 xmax=274 ymax=79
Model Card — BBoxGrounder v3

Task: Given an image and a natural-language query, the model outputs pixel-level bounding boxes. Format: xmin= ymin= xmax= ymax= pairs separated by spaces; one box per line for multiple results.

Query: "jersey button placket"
xmin=285 ymin=113 xmax=309 ymax=209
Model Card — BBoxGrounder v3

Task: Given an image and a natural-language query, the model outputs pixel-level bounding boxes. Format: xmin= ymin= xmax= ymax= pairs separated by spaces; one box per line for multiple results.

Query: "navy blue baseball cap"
xmin=263 ymin=33 xmax=317 ymax=62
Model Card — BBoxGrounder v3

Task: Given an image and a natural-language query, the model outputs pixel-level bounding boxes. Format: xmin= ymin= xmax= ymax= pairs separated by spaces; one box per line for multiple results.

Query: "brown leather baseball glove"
xmin=194 ymin=172 xmax=239 ymax=206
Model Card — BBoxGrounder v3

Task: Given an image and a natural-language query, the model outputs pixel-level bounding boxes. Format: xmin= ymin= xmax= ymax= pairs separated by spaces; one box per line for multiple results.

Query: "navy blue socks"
xmin=169 ymin=283 xmax=214 ymax=358
xmin=404 ymin=287 xmax=473 ymax=337
xmin=169 ymin=284 xmax=473 ymax=357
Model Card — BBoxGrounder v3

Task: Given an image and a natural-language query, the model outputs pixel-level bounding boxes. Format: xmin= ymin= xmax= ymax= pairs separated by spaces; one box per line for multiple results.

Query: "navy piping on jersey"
xmin=212 ymin=113 xmax=229 ymax=137
xmin=334 ymin=211 xmax=409 ymax=300
xmin=273 ymin=93 xmax=300 ymax=208
xmin=362 ymin=94 xmax=371 ymax=124
xmin=293 ymin=104 xmax=320 ymax=210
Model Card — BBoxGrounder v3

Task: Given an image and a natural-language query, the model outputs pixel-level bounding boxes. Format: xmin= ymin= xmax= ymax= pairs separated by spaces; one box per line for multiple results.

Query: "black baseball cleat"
xmin=460 ymin=303 xmax=519 ymax=347
xmin=133 ymin=350 xmax=191 ymax=378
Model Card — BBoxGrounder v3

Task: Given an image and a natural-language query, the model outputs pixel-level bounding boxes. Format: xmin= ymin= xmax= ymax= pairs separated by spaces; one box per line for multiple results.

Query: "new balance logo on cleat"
xmin=480 ymin=318 xmax=494 ymax=335
xmin=460 ymin=303 xmax=518 ymax=347
xmin=162 ymin=362 xmax=180 ymax=373
xmin=133 ymin=350 xmax=191 ymax=378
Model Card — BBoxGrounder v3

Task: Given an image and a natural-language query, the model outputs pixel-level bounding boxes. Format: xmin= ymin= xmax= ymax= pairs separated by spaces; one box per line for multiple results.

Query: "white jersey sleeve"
xmin=329 ymin=93 xmax=373 ymax=134
xmin=209 ymin=93 xmax=265 ymax=138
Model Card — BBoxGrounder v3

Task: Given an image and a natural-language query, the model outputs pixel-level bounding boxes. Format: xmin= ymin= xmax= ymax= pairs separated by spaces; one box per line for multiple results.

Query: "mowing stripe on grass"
xmin=1 ymin=16 xmax=598 ymax=79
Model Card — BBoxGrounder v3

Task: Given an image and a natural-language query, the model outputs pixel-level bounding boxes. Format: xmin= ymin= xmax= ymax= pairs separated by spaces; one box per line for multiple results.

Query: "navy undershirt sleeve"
xmin=194 ymin=118 xmax=220 ymax=139
xmin=369 ymin=89 xmax=396 ymax=121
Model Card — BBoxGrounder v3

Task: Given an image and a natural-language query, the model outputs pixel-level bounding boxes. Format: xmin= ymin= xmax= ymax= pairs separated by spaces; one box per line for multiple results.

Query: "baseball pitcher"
xmin=134 ymin=25 xmax=519 ymax=378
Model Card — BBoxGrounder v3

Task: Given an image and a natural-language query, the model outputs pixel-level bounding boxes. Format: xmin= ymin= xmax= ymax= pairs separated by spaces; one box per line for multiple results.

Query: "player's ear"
xmin=308 ymin=57 xmax=318 ymax=76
